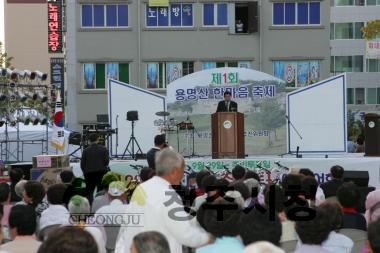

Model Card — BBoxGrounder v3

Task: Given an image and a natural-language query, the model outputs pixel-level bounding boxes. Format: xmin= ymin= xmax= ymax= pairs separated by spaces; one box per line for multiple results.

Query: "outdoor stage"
xmin=71 ymin=154 xmax=380 ymax=188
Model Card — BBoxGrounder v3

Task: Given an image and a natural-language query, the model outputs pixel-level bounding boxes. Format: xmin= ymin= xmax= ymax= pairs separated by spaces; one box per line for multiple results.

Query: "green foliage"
xmin=0 ymin=42 xmax=13 ymax=68
xmin=255 ymin=98 xmax=286 ymax=130
xmin=361 ymin=20 xmax=380 ymax=40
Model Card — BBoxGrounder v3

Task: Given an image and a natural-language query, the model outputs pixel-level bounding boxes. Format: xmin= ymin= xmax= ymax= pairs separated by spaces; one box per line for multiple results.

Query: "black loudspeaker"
xmin=127 ymin=111 xmax=138 ymax=121
xmin=97 ymin=114 xmax=109 ymax=123
xmin=343 ymin=170 xmax=369 ymax=187
xmin=365 ymin=113 xmax=380 ymax=156
xmin=9 ymin=163 xmax=33 ymax=180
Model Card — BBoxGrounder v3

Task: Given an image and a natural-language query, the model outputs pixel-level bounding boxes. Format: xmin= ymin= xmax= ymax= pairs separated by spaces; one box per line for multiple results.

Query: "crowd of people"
xmin=0 ymin=141 xmax=379 ymax=253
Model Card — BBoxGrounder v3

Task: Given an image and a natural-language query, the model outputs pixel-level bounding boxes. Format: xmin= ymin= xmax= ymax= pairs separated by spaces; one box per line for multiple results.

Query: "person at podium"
xmin=216 ymin=91 xmax=238 ymax=112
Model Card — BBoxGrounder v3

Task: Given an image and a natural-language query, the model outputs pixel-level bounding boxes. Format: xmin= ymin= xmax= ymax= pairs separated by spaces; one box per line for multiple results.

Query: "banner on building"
xmin=366 ymin=40 xmax=380 ymax=59
xmin=149 ymin=0 xmax=169 ymax=7
xmin=50 ymin=58 xmax=64 ymax=103
xmin=47 ymin=0 xmax=63 ymax=53
xmin=51 ymin=91 xmax=65 ymax=151
xmin=166 ymin=67 xmax=287 ymax=156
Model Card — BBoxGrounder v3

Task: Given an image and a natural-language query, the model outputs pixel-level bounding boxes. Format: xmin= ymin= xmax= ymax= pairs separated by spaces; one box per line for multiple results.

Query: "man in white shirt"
xmin=115 ymin=148 xmax=212 ymax=253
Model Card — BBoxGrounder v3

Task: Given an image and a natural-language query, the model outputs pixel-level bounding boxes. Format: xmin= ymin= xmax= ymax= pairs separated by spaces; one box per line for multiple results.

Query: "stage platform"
xmin=71 ymin=154 xmax=380 ymax=188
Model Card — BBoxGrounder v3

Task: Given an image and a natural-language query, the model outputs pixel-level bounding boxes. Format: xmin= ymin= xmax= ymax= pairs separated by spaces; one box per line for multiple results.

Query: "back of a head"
xmin=133 ymin=231 xmax=170 ymax=253
xmin=242 ymin=241 xmax=285 ymax=253
xmin=264 ymin=184 xmax=285 ymax=214
xmin=88 ymin=133 xmax=98 ymax=143
xmin=0 ymin=182 xmax=10 ymax=203
xmin=154 ymin=134 xmax=166 ymax=147
xmin=196 ymin=170 xmax=211 ymax=189
xmin=47 ymin=183 xmax=67 ymax=205
xmin=60 ymin=170 xmax=75 ymax=184
xmin=301 ymin=176 xmax=318 ymax=199
xmin=9 ymin=205 xmax=36 ymax=236
xmin=232 ymin=165 xmax=246 ymax=181
xmin=337 ymin=182 xmax=360 ymax=208
xmin=319 ymin=201 xmax=343 ymax=231
xmin=68 ymin=195 xmax=90 ymax=214
xmin=239 ymin=208 xmax=282 ymax=246
xmin=281 ymin=174 xmax=302 ymax=192
xmin=24 ymin=181 xmax=46 ymax=205
xmin=368 ymin=218 xmax=380 ymax=253
xmin=330 ymin=165 xmax=344 ymax=179
xmin=37 ymin=226 xmax=98 ymax=253
xmin=299 ymin=168 xmax=314 ymax=178
xmin=295 ymin=207 xmax=331 ymax=245
xmin=197 ymin=198 xmax=241 ymax=237
xmin=201 ymin=175 xmax=217 ymax=193
xmin=230 ymin=181 xmax=250 ymax=200
xmin=245 ymin=170 xmax=260 ymax=182
xmin=140 ymin=167 xmax=155 ymax=182
xmin=15 ymin=180 xmax=27 ymax=198
xmin=155 ymin=148 xmax=183 ymax=176
xmin=9 ymin=167 xmax=24 ymax=184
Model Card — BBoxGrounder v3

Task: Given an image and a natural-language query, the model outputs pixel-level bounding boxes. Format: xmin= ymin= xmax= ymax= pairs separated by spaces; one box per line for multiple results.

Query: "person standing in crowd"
xmin=131 ymin=231 xmax=171 ymax=253
xmin=367 ymin=218 xmax=380 ymax=253
xmin=23 ymin=181 xmax=49 ymax=218
xmin=232 ymin=165 xmax=246 ymax=181
xmin=0 ymin=205 xmax=41 ymax=253
xmin=115 ymin=148 xmax=212 ymax=253
xmin=81 ymin=133 xmax=110 ymax=203
xmin=37 ymin=226 xmax=98 ymax=253
xmin=299 ymin=168 xmax=325 ymax=206
xmin=0 ymin=183 xmax=12 ymax=230
xmin=365 ymin=188 xmax=380 ymax=226
xmin=320 ymin=165 xmax=345 ymax=198
xmin=9 ymin=168 xmax=24 ymax=203
xmin=146 ymin=134 xmax=166 ymax=171
xmin=91 ymin=172 xmax=120 ymax=213
xmin=337 ymin=182 xmax=367 ymax=231
xmin=216 ymin=91 xmax=238 ymax=112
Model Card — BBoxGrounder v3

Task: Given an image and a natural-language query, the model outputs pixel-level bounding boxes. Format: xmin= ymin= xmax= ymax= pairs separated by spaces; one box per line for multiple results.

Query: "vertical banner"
xmin=147 ymin=63 xmax=159 ymax=88
xmin=149 ymin=0 xmax=169 ymax=7
xmin=51 ymin=91 xmax=65 ymax=151
xmin=297 ymin=61 xmax=309 ymax=87
xmin=47 ymin=0 xmax=63 ymax=53
xmin=284 ymin=62 xmax=296 ymax=88
xmin=166 ymin=62 xmax=183 ymax=85
xmin=50 ymin=58 xmax=65 ymax=103
xmin=309 ymin=61 xmax=320 ymax=84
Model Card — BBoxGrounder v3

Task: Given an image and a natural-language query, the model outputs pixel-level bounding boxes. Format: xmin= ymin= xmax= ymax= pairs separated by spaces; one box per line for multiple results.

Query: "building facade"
xmin=66 ymin=0 xmax=331 ymax=131
xmin=330 ymin=0 xmax=380 ymax=117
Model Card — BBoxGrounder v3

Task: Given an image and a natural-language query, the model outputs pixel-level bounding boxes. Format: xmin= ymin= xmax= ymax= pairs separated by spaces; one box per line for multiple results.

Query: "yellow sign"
xmin=149 ymin=0 xmax=169 ymax=7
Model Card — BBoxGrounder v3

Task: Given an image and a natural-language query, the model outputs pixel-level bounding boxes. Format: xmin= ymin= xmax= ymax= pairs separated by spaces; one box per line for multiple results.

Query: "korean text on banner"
xmin=51 ymin=91 xmax=65 ymax=151
xmin=366 ymin=41 xmax=380 ymax=59
xmin=149 ymin=0 xmax=169 ymax=7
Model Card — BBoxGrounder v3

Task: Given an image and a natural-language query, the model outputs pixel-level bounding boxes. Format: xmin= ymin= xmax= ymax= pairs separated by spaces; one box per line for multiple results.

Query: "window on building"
xmin=355 ymin=88 xmax=365 ymax=104
xmin=273 ymin=60 xmax=321 ymax=88
xmin=272 ymin=2 xmax=320 ymax=25
xmin=367 ymin=59 xmax=380 ymax=72
xmin=81 ymin=4 xmax=128 ymax=28
xmin=146 ymin=4 xmax=193 ymax=27
xmin=377 ymin=88 xmax=380 ymax=104
xmin=147 ymin=62 xmax=194 ymax=88
xmin=347 ymin=88 xmax=354 ymax=104
xmin=83 ymin=63 xmax=129 ymax=89
xmin=233 ymin=3 xmax=258 ymax=33
xmin=334 ymin=0 xmax=379 ymax=5
xmin=331 ymin=56 xmax=363 ymax=73
xmin=203 ymin=3 xmax=228 ymax=26
xmin=367 ymin=88 xmax=377 ymax=104
xmin=331 ymin=22 xmax=364 ymax=39
xmin=367 ymin=0 xmax=380 ymax=5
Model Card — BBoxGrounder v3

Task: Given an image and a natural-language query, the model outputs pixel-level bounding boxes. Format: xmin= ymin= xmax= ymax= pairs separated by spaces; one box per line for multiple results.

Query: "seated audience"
xmin=195 ymin=170 xmax=211 ymax=197
xmin=196 ymin=198 xmax=244 ymax=253
xmin=60 ymin=170 xmax=76 ymax=206
xmin=9 ymin=168 xmax=24 ymax=203
xmin=192 ymin=175 xmax=217 ymax=211
xmin=23 ymin=181 xmax=49 ymax=217
xmin=131 ymin=231 xmax=171 ymax=253
xmin=365 ymin=189 xmax=380 ymax=226
xmin=243 ymin=178 xmax=259 ymax=208
xmin=367 ymin=218 xmax=380 ymax=253
xmin=299 ymin=168 xmax=325 ymax=205
xmin=320 ymin=165 xmax=344 ymax=198
xmin=337 ymin=182 xmax=367 ymax=231
xmin=92 ymin=172 xmax=120 ymax=213
xmin=281 ymin=174 xmax=302 ymax=194
xmin=242 ymin=242 xmax=285 ymax=253
xmin=0 ymin=205 xmax=40 ymax=253
xmin=68 ymin=195 xmax=106 ymax=253
xmin=0 ymin=183 xmax=12 ymax=228
xmin=230 ymin=181 xmax=252 ymax=208
xmin=244 ymin=170 xmax=260 ymax=182
xmin=300 ymin=176 xmax=319 ymax=208
xmin=294 ymin=207 xmax=331 ymax=253
xmin=319 ymin=202 xmax=354 ymax=253
xmin=37 ymin=226 xmax=98 ymax=253
xmin=232 ymin=165 xmax=246 ymax=181
xmin=239 ymin=207 xmax=282 ymax=246
xmin=139 ymin=167 xmax=155 ymax=182
xmin=39 ymin=184 xmax=69 ymax=231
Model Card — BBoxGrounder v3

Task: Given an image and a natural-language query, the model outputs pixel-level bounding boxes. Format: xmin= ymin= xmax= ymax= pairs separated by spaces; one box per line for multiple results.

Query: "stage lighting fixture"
xmin=35 ymin=71 xmax=48 ymax=81
xmin=18 ymin=91 xmax=29 ymax=102
xmin=31 ymin=115 xmax=40 ymax=125
xmin=29 ymin=91 xmax=38 ymax=101
xmin=14 ymin=70 xmax=26 ymax=80
xmin=0 ymin=68 xmax=6 ymax=77
xmin=40 ymin=116 xmax=48 ymax=125
xmin=38 ymin=92 xmax=48 ymax=103
xmin=24 ymin=70 xmax=37 ymax=80
xmin=8 ymin=91 xmax=17 ymax=102
xmin=6 ymin=69 xmax=18 ymax=80
xmin=18 ymin=115 xmax=31 ymax=125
